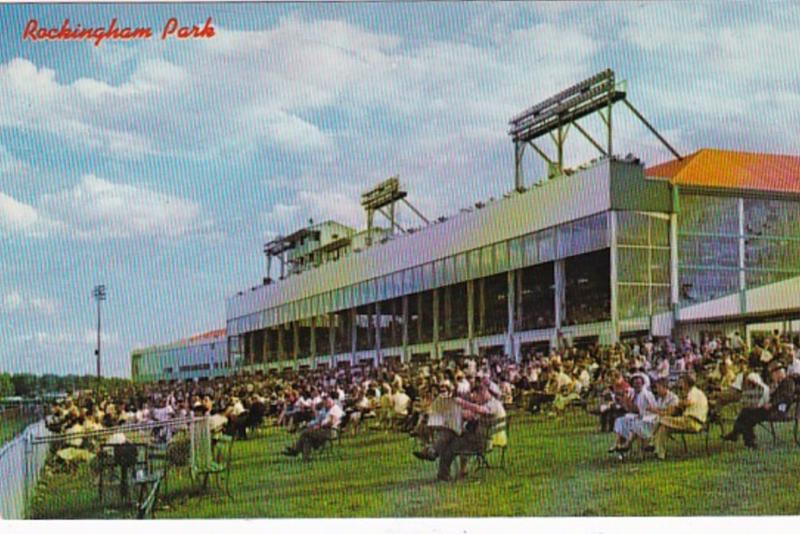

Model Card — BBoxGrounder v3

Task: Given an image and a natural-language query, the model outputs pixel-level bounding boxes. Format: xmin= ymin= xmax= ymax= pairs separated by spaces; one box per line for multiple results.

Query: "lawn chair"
xmin=99 ymin=442 xmax=148 ymax=505
xmin=318 ymin=427 xmax=342 ymax=458
xmin=757 ymin=393 xmax=800 ymax=446
xmin=138 ymin=443 xmax=170 ymax=503
xmin=135 ymin=476 xmax=162 ymax=519
xmin=190 ymin=416 xmax=234 ymax=497
xmin=456 ymin=415 xmax=509 ymax=474
xmin=668 ymin=419 xmax=711 ymax=455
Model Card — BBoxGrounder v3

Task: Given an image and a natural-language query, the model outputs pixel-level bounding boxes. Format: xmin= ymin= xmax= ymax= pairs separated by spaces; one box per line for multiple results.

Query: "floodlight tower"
xmin=361 ymin=176 xmax=429 ymax=247
xmin=508 ymin=68 xmax=682 ymax=191
xmin=92 ymin=284 xmax=106 ymax=380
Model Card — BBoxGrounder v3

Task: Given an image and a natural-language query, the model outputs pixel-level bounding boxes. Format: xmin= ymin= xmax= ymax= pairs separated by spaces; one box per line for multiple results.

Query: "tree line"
xmin=0 ymin=372 xmax=131 ymax=399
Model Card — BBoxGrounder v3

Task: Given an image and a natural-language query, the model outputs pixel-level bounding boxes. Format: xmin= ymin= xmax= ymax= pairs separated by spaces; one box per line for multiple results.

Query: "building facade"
xmin=131 ymin=149 xmax=800 ymax=381
xmin=225 ymin=156 xmax=675 ymax=371
xmin=131 ymin=329 xmax=229 ymax=383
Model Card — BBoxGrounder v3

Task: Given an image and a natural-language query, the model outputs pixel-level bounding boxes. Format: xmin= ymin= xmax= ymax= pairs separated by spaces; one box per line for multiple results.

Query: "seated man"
xmin=723 ymin=361 xmax=795 ymax=449
xmin=412 ymin=383 xmax=505 ymax=482
xmin=652 ymin=373 xmax=708 ymax=460
xmin=281 ymin=396 xmax=343 ymax=461
xmin=526 ymin=369 xmax=557 ymax=414
xmin=392 ymin=387 xmax=411 ymax=427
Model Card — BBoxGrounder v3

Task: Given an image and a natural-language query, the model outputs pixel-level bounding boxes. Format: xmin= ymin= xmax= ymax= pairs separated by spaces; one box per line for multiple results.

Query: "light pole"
xmin=92 ymin=285 xmax=107 ymax=381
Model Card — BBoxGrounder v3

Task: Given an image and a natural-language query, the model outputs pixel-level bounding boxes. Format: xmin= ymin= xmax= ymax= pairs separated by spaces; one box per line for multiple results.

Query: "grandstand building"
xmin=224 ymin=148 xmax=800 ymax=372
xmin=131 ymin=71 xmax=800 ymax=381
xmin=131 ymin=329 xmax=228 ymax=383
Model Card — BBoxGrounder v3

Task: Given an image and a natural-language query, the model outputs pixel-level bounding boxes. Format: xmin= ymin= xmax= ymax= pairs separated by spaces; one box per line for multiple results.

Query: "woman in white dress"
xmin=632 ymin=378 xmax=679 ymax=443
xmin=609 ymin=373 xmax=656 ymax=453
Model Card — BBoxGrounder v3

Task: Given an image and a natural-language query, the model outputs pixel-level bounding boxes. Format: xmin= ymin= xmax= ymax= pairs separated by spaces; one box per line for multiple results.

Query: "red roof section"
xmin=645 ymin=148 xmax=800 ymax=194
xmin=188 ymin=328 xmax=226 ymax=343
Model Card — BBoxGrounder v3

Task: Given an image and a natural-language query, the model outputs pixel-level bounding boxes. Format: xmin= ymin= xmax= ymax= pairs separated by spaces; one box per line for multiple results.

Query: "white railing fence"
xmin=1 ymin=416 xmax=196 ymax=519
xmin=0 ymin=419 xmax=49 ymax=520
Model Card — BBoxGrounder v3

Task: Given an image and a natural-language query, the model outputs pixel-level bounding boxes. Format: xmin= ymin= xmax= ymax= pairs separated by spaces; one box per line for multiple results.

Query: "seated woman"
xmin=609 ymin=373 xmax=655 ymax=454
xmin=552 ymin=373 xmax=580 ymax=416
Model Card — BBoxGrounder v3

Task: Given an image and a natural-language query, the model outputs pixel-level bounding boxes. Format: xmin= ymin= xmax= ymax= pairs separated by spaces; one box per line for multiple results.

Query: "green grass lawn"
xmin=29 ymin=409 xmax=800 ymax=518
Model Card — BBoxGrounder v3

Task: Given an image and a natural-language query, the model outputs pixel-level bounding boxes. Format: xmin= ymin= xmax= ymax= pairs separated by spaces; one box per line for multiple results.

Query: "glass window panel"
xmin=523 ymin=234 xmax=537 ymax=265
xmin=616 ymin=211 xmax=649 ymax=246
xmin=652 ymin=286 xmax=671 ymax=313
xmin=455 ymin=253 xmax=467 ymax=282
xmin=412 ymin=267 xmax=423 ymax=293
xmin=680 ymin=235 xmax=738 ymax=268
xmin=618 ymin=285 xmax=650 ymax=319
xmin=538 ymin=228 xmax=555 ymax=262
xmin=440 ymin=257 xmax=455 ymax=286
xmin=745 ymin=237 xmax=800 ymax=272
xmin=509 ymin=237 xmax=524 ymax=269
xmin=403 ymin=269 xmax=415 ymax=294
xmin=384 ymin=275 xmax=395 ymax=300
xmin=351 ymin=284 xmax=362 ymax=307
xmin=557 ymin=222 xmax=574 ymax=258
xmin=495 ymin=242 xmax=509 ymax=272
xmin=573 ymin=218 xmax=591 ymax=253
xmin=393 ymin=272 xmax=404 ymax=297
xmin=422 ymin=263 xmax=434 ymax=291
xmin=680 ymin=194 xmax=738 ymax=236
xmin=744 ymin=198 xmax=800 ymax=238
xmin=651 ymin=217 xmax=670 ymax=247
xmin=332 ymin=289 xmax=342 ymax=310
xmin=679 ymin=267 xmax=739 ymax=305
xmin=588 ymin=212 xmax=610 ymax=249
xmin=374 ymin=277 xmax=385 ymax=301
xmin=469 ymin=249 xmax=481 ymax=279
xmin=651 ymin=248 xmax=671 ymax=284
xmin=434 ymin=259 xmax=445 ymax=287
xmin=618 ymin=248 xmax=649 ymax=283
xmin=481 ymin=246 xmax=494 ymax=275
xmin=342 ymin=286 xmax=352 ymax=309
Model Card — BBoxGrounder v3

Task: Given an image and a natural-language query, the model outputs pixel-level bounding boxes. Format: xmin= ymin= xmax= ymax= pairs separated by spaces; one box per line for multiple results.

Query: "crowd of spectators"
xmin=43 ymin=330 xmax=800 ymax=472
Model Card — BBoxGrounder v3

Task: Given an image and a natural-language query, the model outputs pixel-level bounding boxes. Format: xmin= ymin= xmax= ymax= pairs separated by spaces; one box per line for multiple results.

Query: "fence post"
xmin=23 ymin=433 xmax=30 ymax=518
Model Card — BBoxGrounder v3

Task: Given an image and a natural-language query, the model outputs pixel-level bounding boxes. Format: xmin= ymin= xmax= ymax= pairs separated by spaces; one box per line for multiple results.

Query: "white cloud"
xmin=0 ymin=58 xmax=179 ymax=158
xmin=1 ymin=290 xmax=57 ymax=315
xmin=235 ymin=105 xmax=331 ymax=152
xmin=0 ymin=144 xmax=28 ymax=178
xmin=39 ymin=174 xmax=213 ymax=240
xmin=0 ymin=191 xmax=58 ymax=237
xmin=2 ymin=173 xmax=214 ymax=240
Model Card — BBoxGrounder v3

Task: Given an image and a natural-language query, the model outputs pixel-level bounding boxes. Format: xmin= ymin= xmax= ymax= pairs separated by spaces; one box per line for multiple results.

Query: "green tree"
xmin=0 ymin=373 xmax=13 ymax=398
xmin=11 ymin=374 xmax=37 ymax=397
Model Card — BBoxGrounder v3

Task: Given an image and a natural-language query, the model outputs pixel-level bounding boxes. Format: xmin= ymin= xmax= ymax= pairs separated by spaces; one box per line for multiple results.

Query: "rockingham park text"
xmin=22 ymin=18 xmax=215 ymax=47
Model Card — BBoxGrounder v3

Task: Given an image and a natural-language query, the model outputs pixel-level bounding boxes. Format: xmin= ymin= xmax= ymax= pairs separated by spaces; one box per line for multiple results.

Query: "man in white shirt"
xmin=413 ymin=383 xmax=505 ymax=481
xmin=282 ymin=396 xmax=343 ymax=461
xmin=393 ymin=388 xmax=411 ymax=417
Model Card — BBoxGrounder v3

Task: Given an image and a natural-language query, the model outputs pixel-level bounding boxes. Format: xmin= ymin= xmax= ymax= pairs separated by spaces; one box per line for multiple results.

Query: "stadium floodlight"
xmin=508 ymin=69 xmax=621 ymax=138
xmin=508 ymin=68 xmax=681 ymax=191
xmin=360 ymin=176 xmax=406 ymax=212
xmin=92 ymin=284 xmax=106 ymax=380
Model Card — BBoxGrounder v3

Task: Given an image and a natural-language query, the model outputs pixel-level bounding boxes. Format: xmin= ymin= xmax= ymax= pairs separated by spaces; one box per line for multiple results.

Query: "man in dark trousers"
xmin=282 ymin=395 xmax=343 ymax=461
xmin=413 ymin=382 xmax=505 ymax=481
xmin=723 ymin=361 xmax=795 ymax=449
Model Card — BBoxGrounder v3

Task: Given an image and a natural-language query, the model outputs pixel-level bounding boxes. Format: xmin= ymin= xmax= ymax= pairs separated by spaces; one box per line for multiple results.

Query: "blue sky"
xmin=1 ymin=2 xmax=798 ymax=377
